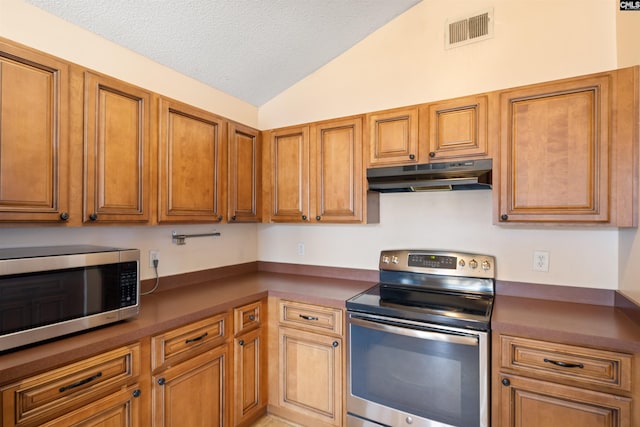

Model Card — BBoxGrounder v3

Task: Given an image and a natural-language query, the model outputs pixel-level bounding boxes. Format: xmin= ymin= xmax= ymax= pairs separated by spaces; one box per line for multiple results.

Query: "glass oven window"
xmin=350 ymin=320 xmax=480 ymax=427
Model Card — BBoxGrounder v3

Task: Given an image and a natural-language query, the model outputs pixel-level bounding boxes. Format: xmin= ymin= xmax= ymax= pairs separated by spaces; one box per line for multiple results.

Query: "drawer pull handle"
xmin=544 ymin=358 xmax=584 ymax=369
xmin=59 ymin=372 xmax=103 ymax=393
xmin=248 ymin=314 xmax=256 ymax=321
xmin=299 ymin=314 xmax=319 ymax=321
xmin=185 ymin=332 xmax=208 ymax=344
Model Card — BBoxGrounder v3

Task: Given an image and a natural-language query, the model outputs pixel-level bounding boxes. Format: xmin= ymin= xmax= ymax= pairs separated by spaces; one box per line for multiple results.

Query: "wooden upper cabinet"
xmin=264 ymin=125 xmax=310 ymax=222
xmin=367 ymin=106 xmax=419 ymax=167
xmin=310 ymin=117 xmax=363 ymax=223
xmin=422 ymin=94 xmax=490 ymax=161
xmin=158 ymin=97 xmax=226 ymax=223
xmin=496 ymin=68 xmax=638 ymax=225
xmin=83 ymin=72 xmax=151 ymax=223
xmin=228 ymin=122 xmax=261 ymax=223
xmin=0 ymin=40 xmax=71 ymax=223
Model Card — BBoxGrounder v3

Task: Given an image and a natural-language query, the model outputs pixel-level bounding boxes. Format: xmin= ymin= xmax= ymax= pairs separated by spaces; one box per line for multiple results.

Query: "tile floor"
xmin=250 ymin=414 xmax=301 ymax=427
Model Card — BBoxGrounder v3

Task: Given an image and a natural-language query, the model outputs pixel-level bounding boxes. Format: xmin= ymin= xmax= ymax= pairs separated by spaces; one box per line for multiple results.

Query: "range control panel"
xmin=379 ymin=250 xmax=495 ymax=279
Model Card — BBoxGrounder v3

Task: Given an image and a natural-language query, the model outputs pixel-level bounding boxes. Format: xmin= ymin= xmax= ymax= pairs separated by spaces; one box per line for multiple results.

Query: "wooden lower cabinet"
xmin=269 ymin=299 xmax=344 ymax=427
xmin=492 ymin=333 xmax=636 ymax=427
xmin=498 ymin=374 xmax=630 ymax=427
xmin=152 ymin=345 xmax=228 ymax=427
xmin=232 ymin=300 xmax=267 ymax=427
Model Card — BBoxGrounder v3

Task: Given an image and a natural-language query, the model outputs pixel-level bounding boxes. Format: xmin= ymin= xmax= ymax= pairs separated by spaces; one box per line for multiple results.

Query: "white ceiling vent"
xmin=445 ymin=9 xmax=493 ymax=49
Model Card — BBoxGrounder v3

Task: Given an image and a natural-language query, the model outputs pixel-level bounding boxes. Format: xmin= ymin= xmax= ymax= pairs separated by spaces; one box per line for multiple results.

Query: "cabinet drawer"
xmin=500 ymin=335 xmax=632 ymax=392
xmin=152 ymin=313 xmax=227 ymax=370
xmin=1 ymin=342 xmax=140 ymax=427
xmin=234 ymin=300 xmax=263 ymax=336
xmin=278 ymin=300 xmax=343 ymax=335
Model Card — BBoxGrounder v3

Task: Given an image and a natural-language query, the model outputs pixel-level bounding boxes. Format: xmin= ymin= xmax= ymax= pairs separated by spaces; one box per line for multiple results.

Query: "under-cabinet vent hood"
xmin=367 ymin=159 xmax=492 ymax=192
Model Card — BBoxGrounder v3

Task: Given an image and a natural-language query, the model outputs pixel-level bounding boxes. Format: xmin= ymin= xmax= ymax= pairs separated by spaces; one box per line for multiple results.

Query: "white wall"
xmin=257 ymin=0 xmax=630 ymax=289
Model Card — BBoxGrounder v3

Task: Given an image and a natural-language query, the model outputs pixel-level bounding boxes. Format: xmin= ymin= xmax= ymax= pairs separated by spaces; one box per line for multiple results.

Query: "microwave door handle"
xmin=350 ymin=316 xmax=479 ymax=346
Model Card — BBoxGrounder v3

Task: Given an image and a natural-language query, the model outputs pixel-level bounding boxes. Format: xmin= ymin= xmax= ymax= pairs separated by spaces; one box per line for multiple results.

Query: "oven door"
xmin=347 ymin=312 xmax=489 ymax=427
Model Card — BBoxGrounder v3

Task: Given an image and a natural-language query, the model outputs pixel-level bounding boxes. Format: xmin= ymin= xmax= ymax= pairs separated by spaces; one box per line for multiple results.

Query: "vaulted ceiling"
xmin=26 ymin=0 xmax=422 ymax=106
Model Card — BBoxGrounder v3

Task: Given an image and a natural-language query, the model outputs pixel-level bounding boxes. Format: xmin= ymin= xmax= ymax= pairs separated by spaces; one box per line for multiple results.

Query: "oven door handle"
xmin=350 ymin=316 xmax=479 ymax=346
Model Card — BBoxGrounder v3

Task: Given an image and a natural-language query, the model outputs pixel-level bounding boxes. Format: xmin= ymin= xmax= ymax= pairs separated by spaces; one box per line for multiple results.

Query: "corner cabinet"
xmin=228 ymin=122 xmax=262 ymax=223
xmin=496 ymin=67 xmax=638 ymax=226
xmin=83 ymin=71 xmax=152 ymax=224
xmin=0 ymin=39 xmax=71 ymax=223
xmin=492 ymin=334 xmax=636 ymax=427
xmin=269 ymin=299 xmax=344 ymax=427
xmin=158 ymin=97 xmax=227 ymax=223
xmin=264 ymin=116 xmax=377 ymax=223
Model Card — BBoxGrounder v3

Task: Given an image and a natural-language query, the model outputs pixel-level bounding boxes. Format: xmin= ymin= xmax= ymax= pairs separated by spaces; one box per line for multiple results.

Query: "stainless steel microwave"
xmin=0 ymin=245 xmax=140 ymax=352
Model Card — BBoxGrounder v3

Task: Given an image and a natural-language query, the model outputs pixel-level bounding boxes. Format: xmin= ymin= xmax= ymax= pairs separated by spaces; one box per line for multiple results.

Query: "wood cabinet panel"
xmin=424 ymin=94 xmax=489 ymax=160
xmin=158 ymin=97 xmax=226 ymax=223
xmin=233 ymin=327 xmax=265 ymax=426
xmin=310 ymin=117 xmax=363 ymax=223
xmin=152 ymin=345 xmax=227 ymax=427
xmin=0 ymin=40 xmax=70 ymax=222
xmin=265 ymin=126 xmax=310 ymax=222
xmin=228 ymin=122 xmax=261 ymax=223
xmin=498 ymin=374 xmax=631 ymax=427
xmin=497 ymin=73 xmax=619 ymax=224
xmin=367 ymin=107 xmax=419 ymax=167
xmin=39 ymin=385 xmax=141 ymax=427
xmin=83 ymin=71 xmax=151 ymax=223
xmin=277 ymin=326 xmax=342 ymax=426
xmin=1 ymin=343 xmax=140 ymax=427
xmin=151 ymin=313 xmax=227 ymax=371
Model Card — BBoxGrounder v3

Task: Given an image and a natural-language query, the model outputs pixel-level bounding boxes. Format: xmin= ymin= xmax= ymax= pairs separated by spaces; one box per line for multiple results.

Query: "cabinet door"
xmin=39 ymin=385 xmax=141 ymax=427
xmin=278 ymin=326 xmax=342 ymax=426
xmin=424 ymin=94 xmax=489 ymax=161
xmin=153 ymin=345 xmax=227 ymax=427
xmin=83 ymin=72 xmax=151 ymax=223
xmin=498 ymin=374 xmax=631 ymax=427
xmin=158 ymin=97 xmax=226 ymax=223
xmin=367 ymin=106 xmax=419 ymax=167
xmin=265 ymin=126 xmax=310 ymax=222
xmin=234 ymin=328 xmax=266 ymax=426
xmin=228 ymin=122 xmax=261 ymax=223
xmin=310 ymin=117 xmax=363 ymax=223
xmin=0 ymin=40 xmax=70 ymax=222
xmin=498 ymin=75 xmax=611 ymax=223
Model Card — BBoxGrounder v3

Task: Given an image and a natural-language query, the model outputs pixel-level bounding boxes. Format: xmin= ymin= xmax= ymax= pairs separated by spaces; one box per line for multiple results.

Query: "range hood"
xmin=367 ymin=159 xmax=492 ymax=192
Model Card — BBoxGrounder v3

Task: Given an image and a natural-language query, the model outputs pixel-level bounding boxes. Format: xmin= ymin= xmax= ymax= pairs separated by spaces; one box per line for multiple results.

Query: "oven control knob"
xmin=469 ymin=259 xmax=478 ymax=269
xmin=405 ymin=416 xmax=414 ymax=424
xmin=482 ymin=260 xmax=491 ymax=271
xmin=391 ymin=256 xmax=399 ymax=264
xmin=382 ymin=256 xmax=390 ymax=264
xmin=458 ymin=259 xmax=466 ymax=267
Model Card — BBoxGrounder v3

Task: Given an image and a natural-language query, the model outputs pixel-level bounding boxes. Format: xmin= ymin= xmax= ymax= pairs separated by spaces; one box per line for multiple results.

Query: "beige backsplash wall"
xmin=0 ymin=0 xmax=637 ymax=290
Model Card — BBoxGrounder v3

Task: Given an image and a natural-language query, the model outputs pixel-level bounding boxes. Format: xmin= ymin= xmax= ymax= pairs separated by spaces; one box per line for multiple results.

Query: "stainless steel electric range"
xmin=346 ymin=249 xmax=496 ymax=427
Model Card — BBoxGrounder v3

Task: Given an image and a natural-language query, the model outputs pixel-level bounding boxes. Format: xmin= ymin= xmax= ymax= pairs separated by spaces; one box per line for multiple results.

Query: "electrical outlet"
xmin=297 ymin=242 xmax=305 ymax=256
xmin=149 ymin=250 xmax=160 ymax=268
xmin=533 ymin=250 xmax=549 ymax=272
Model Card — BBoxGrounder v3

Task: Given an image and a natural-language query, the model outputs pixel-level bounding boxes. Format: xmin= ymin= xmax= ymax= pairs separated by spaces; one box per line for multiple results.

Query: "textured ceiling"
xmin=26 ymin=0 xmax=421 ymax=106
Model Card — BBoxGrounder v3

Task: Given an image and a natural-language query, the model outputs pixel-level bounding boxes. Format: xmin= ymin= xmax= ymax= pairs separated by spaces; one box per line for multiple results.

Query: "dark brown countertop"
xmin=492 ymin=295 xmax=640 ymax=353
xmin=1 ymin=267 xmax=639 ymax=385
xmin=0 ymin=271 xmax=374 ymax=384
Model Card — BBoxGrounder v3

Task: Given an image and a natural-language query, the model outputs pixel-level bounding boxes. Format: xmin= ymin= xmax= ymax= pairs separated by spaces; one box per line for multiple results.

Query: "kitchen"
xmin=1 ymin=0 xmax=640 ymax=426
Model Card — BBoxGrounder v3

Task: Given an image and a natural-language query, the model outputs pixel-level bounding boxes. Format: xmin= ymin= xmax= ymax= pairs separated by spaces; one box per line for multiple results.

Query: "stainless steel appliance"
xmin=0 ymin=245 xmax=140 ymax=352
xmin=346 ymin=250 xmax=495 ymax=427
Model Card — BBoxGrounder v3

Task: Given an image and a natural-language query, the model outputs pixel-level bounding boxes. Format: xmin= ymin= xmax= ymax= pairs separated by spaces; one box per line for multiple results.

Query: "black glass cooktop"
xmin=346 ymin=283 xmax=494 ymax=331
